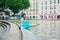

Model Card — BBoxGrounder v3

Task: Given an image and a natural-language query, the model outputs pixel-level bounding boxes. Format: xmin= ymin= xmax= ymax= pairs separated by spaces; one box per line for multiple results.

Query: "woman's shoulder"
xmin=25 ymin=20 xmax=30 ymax=22
xmin=26 ymin=20 xmax=30 ymax=21
xmin=20 ymin=17 xmax=24 ymax=21
xmin=21 ymin=17 xmax=23 ymax=19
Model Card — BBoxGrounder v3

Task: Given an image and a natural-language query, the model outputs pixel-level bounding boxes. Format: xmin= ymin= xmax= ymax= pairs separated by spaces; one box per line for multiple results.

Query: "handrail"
xmin=0 ymin=21 xmax=11 ymax=33
xmin=8 ymin=22 xmax=23 ymax=40
xmin=0 ymin=21 xmax=23 ymax=40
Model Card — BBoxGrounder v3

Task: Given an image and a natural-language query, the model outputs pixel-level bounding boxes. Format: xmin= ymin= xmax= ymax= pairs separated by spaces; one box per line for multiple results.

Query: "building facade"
xmin=38 ymin=0 xmax=60 ymax=19
xmin=28 ymin=0 xmax=60 ymax=39
xmin=25 ymin=0 xmax=60 ymax=19
xmin=24 ymin=0 xmax=39 ymax=19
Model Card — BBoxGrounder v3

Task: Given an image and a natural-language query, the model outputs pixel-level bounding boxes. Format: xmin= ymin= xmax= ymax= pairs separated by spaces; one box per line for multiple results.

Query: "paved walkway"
xmin=21 ymin=28 xmax=39 ymax=40
xmin=0 ymin=21 xmax=39 ymax=40
xmin=3 ymin=22 xmax=22 ymax=40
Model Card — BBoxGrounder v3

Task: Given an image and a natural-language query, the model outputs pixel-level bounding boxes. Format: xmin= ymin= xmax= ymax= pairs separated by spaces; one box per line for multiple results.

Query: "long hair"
xmin=21 ymin=12 xmax=26 ymax=20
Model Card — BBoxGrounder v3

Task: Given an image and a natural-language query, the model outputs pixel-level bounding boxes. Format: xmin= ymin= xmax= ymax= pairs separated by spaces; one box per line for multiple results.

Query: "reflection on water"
xmin=0 ymin=38 xmax=4 ymax=40
xmin=30 ymin=19 xmax=60 ymax=40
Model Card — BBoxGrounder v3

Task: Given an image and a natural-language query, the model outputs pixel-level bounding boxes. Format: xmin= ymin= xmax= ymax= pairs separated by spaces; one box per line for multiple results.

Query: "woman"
xmin=19 ymin=13 xmax=40 ymax=30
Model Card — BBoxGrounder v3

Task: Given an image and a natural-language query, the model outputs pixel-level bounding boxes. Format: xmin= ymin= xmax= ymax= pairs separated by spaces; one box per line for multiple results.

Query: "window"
xmin=36 ymin=2 xmax=38 ymax=10
xmin=41 ymin=6 xmax=43 ymax=10
xmin=58 ymin=0 xmax=60 ymax=3
xmin=50 ymin=11 xmax=52 ymax=14
xmin=36 ymin=2 xmax=38 ymax=6
xmin=50 ymin=6 xmax=52 ymax=10
xmin=54 ymin=5 xmax=56 ymax=9
xmin=41 ymin=1 xmax=43 ymax=5
xmin=36 ymin=11 xmax=38 ymax=14
xmin=45 ymin=6 xmax=47 ymax=10
xmin=30 ymin=16 xmax=32 ymax=19
xmin=33 ymin=16 xmax=35 ymax=18
xmin=54 ymin=11 xmax=56 ymax=14
xmin=57 ymin=15 xmax=60 ymax=19
xmin=45 ymin=11 xmax=47 ymax=14
xmin=33 ymin=2 xmax=35 ymax=6
xmin=50 ymin=0 xmax=52 ymax=4
xmin=54 ymin=0 xmax=56 ymax=4
xmin=45 ymin=1 xmax=47 ymax=5
xmin=50 ymin=5 xmax=51 ymax=9
xmin=33 ymin=11 xmax=35 ymax=15
xmin=41 ymin=11 xmax=43 ymax=14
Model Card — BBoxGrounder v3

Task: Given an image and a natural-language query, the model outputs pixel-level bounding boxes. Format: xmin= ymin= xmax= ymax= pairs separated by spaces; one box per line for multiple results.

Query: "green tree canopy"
xmin=0 ymin=0 xmax=5 ymax=8
xmin=0 ymin=0 xmax=30 ymax=13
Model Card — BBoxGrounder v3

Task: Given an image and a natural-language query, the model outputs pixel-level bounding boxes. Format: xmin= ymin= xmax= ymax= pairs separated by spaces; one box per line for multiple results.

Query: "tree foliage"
xmin=0 ymin=0 xmax=30 ymax=13
xmin=0 ymin=0 xmax=5 ymax=8
xmin=22 ymin=0 xmax=30 ymax=9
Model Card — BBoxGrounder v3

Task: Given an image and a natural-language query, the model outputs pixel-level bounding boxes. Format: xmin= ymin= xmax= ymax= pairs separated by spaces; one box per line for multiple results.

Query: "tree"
xmin=22 ymin=0 xmax=30 ymax=9
xmin=0 ymin=0 xmax=30 ymax=14
xmin=0 ymin=0 xmax=6 ymax=8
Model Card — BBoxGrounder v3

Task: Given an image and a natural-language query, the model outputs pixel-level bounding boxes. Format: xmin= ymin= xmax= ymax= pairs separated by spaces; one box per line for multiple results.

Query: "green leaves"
xmin=22 ymin=0 xmax=30 ymax=9
xmin=5 ymin=0 xmax=23 ymax=13
xmin=0 ymin=0 xmax=30 ymax=13
xmin=0 ymin=0 xmax=6 ymax=8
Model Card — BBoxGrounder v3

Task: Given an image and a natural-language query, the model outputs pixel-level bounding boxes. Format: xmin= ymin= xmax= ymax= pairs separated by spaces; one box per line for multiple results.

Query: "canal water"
xmin=30 ymin=19 xmax=60 ymax=40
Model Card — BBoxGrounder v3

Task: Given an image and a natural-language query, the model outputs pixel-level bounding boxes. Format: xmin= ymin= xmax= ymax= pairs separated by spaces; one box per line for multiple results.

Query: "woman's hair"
xmin=21 ymin=13 xmax=26 ymax=18
xmin=21 ymin=12 xmax=26 ymax=20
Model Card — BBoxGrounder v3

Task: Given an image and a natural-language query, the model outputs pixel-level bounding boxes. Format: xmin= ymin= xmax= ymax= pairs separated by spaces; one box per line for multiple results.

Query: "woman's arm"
xmin=30 ymin=23 xmax=40 ymax=27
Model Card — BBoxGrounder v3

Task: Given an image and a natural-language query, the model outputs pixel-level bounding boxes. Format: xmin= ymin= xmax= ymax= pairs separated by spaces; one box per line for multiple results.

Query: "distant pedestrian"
xmin=1 ymin=12 xmax=7 ymax=20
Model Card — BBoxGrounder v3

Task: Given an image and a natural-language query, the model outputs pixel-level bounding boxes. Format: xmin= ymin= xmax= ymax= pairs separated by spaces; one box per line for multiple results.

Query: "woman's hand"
xmin=30 ymin=23 xmax=40 ymax=27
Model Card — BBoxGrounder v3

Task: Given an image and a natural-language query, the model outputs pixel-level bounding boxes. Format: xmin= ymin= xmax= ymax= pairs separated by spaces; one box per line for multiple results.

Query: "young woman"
xmin=19 ymin=13 xmax=40 ymax=30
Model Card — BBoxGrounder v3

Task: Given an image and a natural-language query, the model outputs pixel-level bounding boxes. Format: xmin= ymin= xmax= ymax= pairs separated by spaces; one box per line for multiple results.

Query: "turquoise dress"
xmin=19 ymin=18 xmax=30 ymax=30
